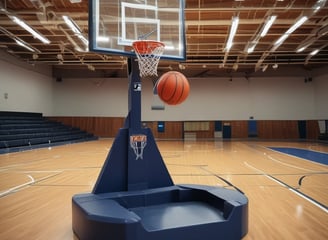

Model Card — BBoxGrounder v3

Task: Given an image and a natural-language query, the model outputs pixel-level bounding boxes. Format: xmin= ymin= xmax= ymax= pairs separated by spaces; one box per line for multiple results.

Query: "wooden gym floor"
xmin=0 ymin=139 xmax=327 ymax=240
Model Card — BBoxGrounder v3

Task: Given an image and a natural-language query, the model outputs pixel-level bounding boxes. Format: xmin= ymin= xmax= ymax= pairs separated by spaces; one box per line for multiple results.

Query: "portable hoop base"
xmin=73 ymin=184 xmax=248 ymax=240
xmin=72 ymin=58 xmax=248 ymax=240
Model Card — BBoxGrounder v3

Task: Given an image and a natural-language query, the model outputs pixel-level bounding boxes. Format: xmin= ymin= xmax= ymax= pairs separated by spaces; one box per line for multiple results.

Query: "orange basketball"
xmin=156 ymin=71 xmax=190 ymax=105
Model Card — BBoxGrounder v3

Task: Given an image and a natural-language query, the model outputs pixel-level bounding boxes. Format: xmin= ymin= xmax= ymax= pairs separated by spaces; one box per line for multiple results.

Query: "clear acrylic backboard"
xmin=89 ymin=0 xmax=186 ymax=61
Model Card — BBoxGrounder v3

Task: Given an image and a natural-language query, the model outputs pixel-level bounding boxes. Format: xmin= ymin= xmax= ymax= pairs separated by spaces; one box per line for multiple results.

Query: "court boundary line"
xmin=266 ymin=154 xmax=318 ymax=172
xmin=267 ymin=147 xmax=328 ymax=168
xmin=198 ymin=166 xmax=245 ymax=194
xmin=0 ymin=174 xmax=35 ymax=198
xmin=244 ymin=161 xmax=328 ymax=214
xmin=0 ymin=172 xmax=62 ymax=198
xmin=247 ymin=143 xmax=323 ymax=172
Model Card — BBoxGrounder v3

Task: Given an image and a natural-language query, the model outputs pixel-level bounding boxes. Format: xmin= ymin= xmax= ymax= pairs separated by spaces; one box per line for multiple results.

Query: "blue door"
xmin=223 ymin=124 xmax=231 ymax=139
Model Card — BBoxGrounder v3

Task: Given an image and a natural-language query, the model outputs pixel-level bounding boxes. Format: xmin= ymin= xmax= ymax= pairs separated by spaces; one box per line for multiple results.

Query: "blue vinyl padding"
xmin=269 ymin=147 xmax=328 ymax=165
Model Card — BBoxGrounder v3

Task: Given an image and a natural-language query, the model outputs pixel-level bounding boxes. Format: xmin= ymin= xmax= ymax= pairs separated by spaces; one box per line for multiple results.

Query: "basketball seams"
xmin=159 ymin=74 xmax=175 ymax=101
xmin=175 ymin=74 xmax=185 ymax=104
xmin=173 ymin=73 xmax=189 ymax=105
xmin=158 ymin=75 xmax=166 ymax=99
xmin=167 ymin=73 xmax=178 ymax=104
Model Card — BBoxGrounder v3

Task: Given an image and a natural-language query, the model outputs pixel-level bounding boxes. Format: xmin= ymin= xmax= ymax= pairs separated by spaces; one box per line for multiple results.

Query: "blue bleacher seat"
xmin=0 ymin=111 xmax=98 ymax=154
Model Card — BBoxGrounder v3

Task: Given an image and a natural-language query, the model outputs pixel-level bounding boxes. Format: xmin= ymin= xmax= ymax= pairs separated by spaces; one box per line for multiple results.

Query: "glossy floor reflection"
xmin=0 ymin=139 xmax=327 ymax=240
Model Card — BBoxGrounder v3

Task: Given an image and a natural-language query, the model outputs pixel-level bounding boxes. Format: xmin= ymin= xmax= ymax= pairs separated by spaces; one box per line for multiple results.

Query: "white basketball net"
xmin=130 ymin=135 xmax=147 ymax=160
xmin=133 ymin=41 xmax=165 ymax=77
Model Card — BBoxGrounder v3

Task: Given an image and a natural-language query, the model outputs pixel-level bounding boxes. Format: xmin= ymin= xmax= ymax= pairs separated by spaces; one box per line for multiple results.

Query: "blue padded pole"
xmin=124 ymin=57 xmax=142 ymax=130
xmin=92 ymin=57 xmax=173 ymax=194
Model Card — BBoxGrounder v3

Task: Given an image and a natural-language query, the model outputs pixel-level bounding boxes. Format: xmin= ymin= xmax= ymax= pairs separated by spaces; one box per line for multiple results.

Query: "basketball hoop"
xmin=132 ymin=40 xmax=165 ymax=77
xmin=130 ymin=135 xmax=147 ymax=160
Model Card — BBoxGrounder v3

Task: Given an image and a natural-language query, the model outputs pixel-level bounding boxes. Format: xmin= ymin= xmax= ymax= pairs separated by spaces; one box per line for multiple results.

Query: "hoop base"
xmin=73 ymin=185 xmax=248 ymax=240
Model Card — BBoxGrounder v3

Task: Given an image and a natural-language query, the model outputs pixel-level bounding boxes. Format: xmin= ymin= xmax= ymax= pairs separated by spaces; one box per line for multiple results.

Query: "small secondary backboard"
xmin=89 ymin=0 xmax=186 ymax=61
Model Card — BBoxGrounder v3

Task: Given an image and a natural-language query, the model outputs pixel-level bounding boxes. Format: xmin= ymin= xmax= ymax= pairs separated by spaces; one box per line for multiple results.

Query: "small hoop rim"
xmin=132 ymin=40 xmax=165 ymax=54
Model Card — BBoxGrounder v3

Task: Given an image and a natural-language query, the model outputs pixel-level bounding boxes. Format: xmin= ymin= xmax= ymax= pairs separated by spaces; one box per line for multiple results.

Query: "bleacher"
xmin=0 ymin=111 xmax=98 ymax=154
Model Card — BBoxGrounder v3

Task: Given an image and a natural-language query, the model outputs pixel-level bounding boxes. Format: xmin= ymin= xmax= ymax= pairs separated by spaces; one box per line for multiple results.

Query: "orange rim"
xmin=132 ymin=40 xmax=165 ymax=54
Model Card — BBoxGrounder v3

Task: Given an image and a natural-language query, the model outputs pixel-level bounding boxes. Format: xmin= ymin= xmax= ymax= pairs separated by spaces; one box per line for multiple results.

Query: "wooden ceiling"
xmin=0 ymin=0 xmax=327 ymax=78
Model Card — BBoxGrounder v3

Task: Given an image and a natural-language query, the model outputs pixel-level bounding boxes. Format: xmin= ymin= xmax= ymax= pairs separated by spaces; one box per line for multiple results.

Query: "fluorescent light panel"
xmin=274 ymin=16 xmax=308 ymax=46
xmin=14 ymin=38 xmax=35 ymax=52
xmin=226 ymin=16 xmax=239 ymax=51
xmin=247 ymin=44 xmax=255 ymax=53
xmin=9 ymin=15 xmax=50 ymax=44
xmin=63 ymin=15 xmax=89 ymax=49
xmin=78 ymin=34 xmax=88 ymax=45
xmin=0 ymin=26 xmax=40 ymax=53
xmin=274 ymin=34 xmax=288 ymax=46
xmin=246 ymin=15 xmax=276 ymax=54
xmin=260 ymin=15 xmax=277 ymax=37
xmin=296 ymin=46 xmax=307 ymax=53
xmin=295 ymin=1 xmax=327 ymax=52
xmin=310 ymin=49 xmax=319 ymax=56
xmin=62 ymin=15 xmax=81 ymax=34
xmin=313 ymin=0 xmax=326 ymax=13
xmin=286 ymin=16 xmax=308 ymax=34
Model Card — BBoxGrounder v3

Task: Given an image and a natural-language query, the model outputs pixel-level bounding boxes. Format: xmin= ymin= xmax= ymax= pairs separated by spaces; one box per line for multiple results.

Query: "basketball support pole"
xmin=72 ymin=57 xmax=249 ymax=240
xmin=91 ymin=57 xmax=174 ymax=193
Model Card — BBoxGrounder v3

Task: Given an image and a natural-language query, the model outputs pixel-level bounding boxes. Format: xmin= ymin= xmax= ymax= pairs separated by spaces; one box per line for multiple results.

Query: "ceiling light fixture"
xmin=260 ymin=15 xmax=277 ymax=37
xmin=295 ymin=14 xmax=328 ymax=53
xmin=296 ymin=45 xmax=308 ymax=53
xmin=245 ymin=15 xmax=276 ymax=54
xmin=14 ymin=38 xmax=36 ymax=52
xmin=305 ymin=43 xmax=328 ymax=64
xmin=9 ymin=15 xmax=50 ymax=44
xmin=225 ymin=16 xmax=239 ymax=52
xmin=0 ymin=7 xmax=8 ymax=14
xmin=312 ymin=0 xmax=326 ymax=13
xmin=58 ymin=25 xmax=86 ymax=52
xmin=0 ymin=1 xmax=9 ymax=14
xmin=62 ymin=15 xmax=81 ymax=34
xmin=286 ymin=16 xmax=308 ymax=35
xmin=77 ymin=34 xmax=89 ymax=46
xmin=310 ymin=49 xmax=319 ymax=56
xmin=256 ymin=0 xmax=325 ymax=71
xmin=0 ymin=26 xmax=41 ymax=53
xmin=274 ymin=16 xmax=308 ymax=46
xmin=274 ymin=34 xmax=288 ymax=46
xmin=62 ymin=15 xmax=89 ymax=50
xmin=247 ymin=44 xmax=256 ymax=54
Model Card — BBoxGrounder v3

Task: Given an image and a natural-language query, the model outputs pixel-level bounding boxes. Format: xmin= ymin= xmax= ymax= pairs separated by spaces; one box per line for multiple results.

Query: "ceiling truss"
xmin=0 ymin=0 xmax=327 ymax=78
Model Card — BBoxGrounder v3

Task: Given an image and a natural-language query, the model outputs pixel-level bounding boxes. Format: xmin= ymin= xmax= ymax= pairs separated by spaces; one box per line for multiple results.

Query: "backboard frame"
xmin=89 ymin=0 xmax=186 ymax=61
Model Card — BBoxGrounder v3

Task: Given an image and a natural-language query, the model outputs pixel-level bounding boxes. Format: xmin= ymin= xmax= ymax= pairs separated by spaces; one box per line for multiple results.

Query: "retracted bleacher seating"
xmin=0 ymin=111 xmax=98 ymax=154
